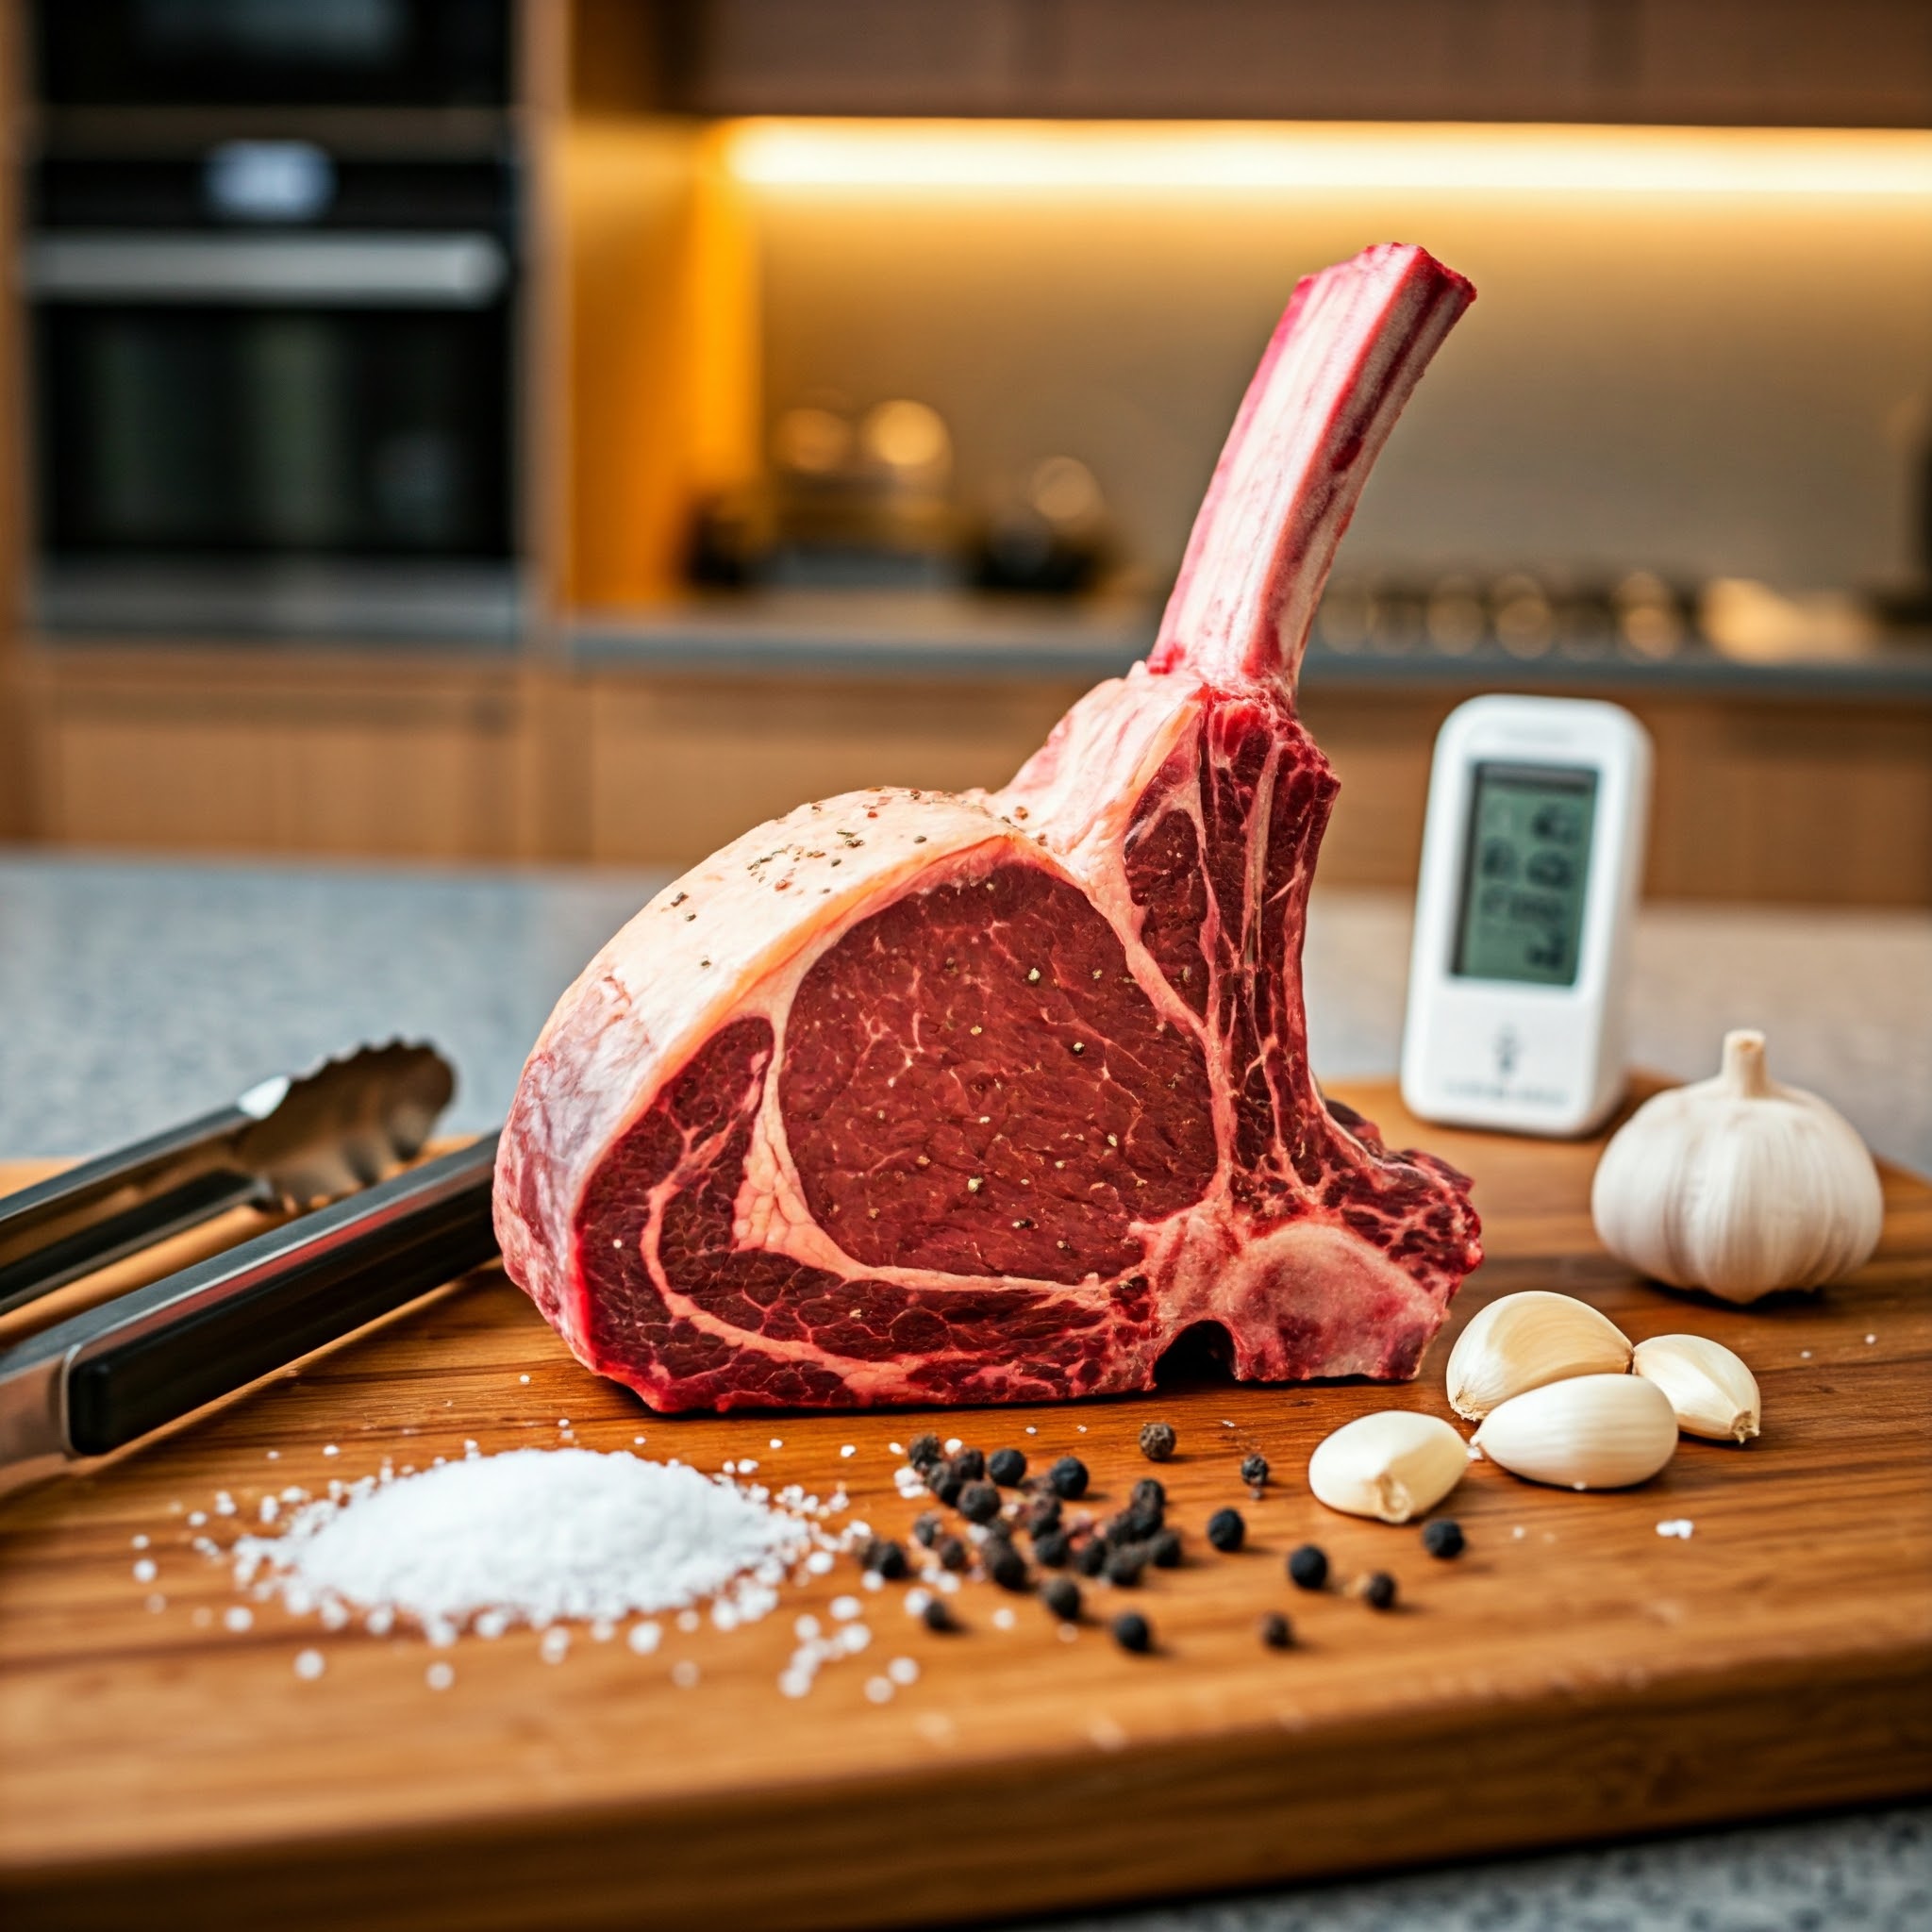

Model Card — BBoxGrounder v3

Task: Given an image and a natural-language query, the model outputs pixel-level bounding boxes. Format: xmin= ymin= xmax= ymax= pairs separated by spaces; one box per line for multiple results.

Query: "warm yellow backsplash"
xmin=563 ymin=119 xmax=1932 ymax=608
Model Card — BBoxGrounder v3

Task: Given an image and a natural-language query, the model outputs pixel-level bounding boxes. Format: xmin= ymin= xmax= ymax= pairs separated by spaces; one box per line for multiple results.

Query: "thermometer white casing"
xmin=1400 ymin=694 xmax=1652 ymax=1138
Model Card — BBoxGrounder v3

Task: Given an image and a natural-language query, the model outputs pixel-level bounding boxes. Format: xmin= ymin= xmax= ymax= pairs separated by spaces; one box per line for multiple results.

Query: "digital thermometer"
xmin=1401 ymin=695 xmax=1652 ymax=1138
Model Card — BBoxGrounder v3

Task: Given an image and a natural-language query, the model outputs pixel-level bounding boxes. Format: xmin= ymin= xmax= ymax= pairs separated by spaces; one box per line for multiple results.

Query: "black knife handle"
xmin=0 ymin=1134 xmax=501 ymax=1465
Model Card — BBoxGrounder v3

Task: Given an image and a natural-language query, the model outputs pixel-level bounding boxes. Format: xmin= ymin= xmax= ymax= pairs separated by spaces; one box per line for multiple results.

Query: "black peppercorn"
xmin=1131 ymin=1476 xmax=1167 ymax=1512
xmin=1139 ymin=1421 xmax=1177 ymax=1462
xmin=1257 ymin=1610 xmax=1293 ymax=1650
xmin=1032 ymin=1529 xmax=1071 ymax=1569
xmin=1048 ymin=1455 xmax=1090 ymax=1499
xmin=958 ymin=1479 xmax=1002 ymax=1525
xmin=985 ymin=1540 xmax=1030 ymax=1591
xmin=864 ymin=1538 xmax=908 ymax=1580
xmin=1422 ymin=1519 xmax=1465 ymax=1559
xmin=988 ymin=1446 xmax=1027 ymax=1487
xmin=952 ymin=1447 xmax=986 ymax=1482
xmin=1023 ymin=1494 xmax=1062 ymax=1536
xmin=1240 ymin=1453 xmax=1270 ymax=1488
xmin=1206 ymin=1507 xmax=1245 ymax=1554
xmin=1362 ymin=1571 xmax=1398 ymax=1611
xmin=1074 ymin=1537 xmax=1108 ymax=1577
xmin=1041 ymin=1576 xmax=1082 ymax=1623
xmin=1105 ymin=1543 xmax=1147 ymax=1587
xmin=1287 ymin=1543 xmax=1329 ymax=1591
xmin=937 ymin=1535 xmax=969 ymax=1573
xmin=928 ymin=1466 xmax=964 ymax=1507
xmin=1148 ymin=1527 xmax=1183 ymax=1569
xmin=911 ymin=1511 xmax=942 ymax=1548
xmin=1111 ymin=1611 xmax=1153 ymax=1655
xmin=908 ymin=1432 xmax=943 ymax=1470
xmin=921 ymin=1596 xmax=956 ymax=1633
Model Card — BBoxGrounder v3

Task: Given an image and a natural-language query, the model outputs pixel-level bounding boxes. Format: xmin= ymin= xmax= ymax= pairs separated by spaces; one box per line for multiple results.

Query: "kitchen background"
xmin=0 ymin=0 xmax=1928 ymax=907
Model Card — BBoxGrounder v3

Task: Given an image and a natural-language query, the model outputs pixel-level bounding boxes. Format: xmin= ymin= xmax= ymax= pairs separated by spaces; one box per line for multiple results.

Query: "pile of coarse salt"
xmin=229 ymin=1447 xmax=826 ymax=1648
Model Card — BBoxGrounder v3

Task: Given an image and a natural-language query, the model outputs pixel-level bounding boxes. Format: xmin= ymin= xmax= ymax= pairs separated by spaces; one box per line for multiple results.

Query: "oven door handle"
xmin=23 ymin=231 xmax=508 ymax=308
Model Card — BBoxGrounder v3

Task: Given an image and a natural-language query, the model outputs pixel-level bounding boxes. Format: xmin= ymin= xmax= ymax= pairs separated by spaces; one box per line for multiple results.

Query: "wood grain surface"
xmin=1 ymin=1084 xmax=1927 ymax=1932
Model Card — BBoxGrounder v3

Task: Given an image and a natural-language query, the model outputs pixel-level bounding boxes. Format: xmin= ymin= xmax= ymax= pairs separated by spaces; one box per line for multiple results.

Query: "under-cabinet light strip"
xmin=724 ymin=120 xmax=1932 ymax=200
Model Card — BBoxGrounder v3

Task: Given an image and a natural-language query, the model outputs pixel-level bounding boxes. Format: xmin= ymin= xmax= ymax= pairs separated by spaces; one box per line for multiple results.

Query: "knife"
xmin=0 ymin=1131 xmax=501 ymax=1474
xmin=0 ymin=1041 xmax=455 ymax=1318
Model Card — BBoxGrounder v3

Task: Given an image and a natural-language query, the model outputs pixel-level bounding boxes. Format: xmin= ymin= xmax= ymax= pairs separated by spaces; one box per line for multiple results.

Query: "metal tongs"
xmin=0 ymin=1044 xmax=501 ymax=1475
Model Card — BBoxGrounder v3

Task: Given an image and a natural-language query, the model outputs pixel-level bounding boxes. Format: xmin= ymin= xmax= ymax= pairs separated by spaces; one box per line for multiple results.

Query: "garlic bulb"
xmin=1445 ymin=1291 xmax=1632 ymax=1421
xmin=1633 ymin=1333 xmax=1760 ymax=1442
xmin=1307 ymin=1410 xmax=1469 ymax=1523
xmin=1472 ymin=1374 xmax=1677 ymax=1490
xmin=1591 ymin=1029 xmax=1883 ymax=1303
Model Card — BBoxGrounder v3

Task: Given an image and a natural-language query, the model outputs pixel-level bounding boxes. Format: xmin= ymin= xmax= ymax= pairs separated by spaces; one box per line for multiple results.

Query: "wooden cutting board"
xmin=1 ymin=1083 xmax=1927 ymax=1932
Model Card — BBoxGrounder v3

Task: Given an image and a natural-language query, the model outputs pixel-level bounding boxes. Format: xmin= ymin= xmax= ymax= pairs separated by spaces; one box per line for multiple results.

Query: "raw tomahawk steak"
xmin=498 ymin=242 xmax=1483 ymax=1411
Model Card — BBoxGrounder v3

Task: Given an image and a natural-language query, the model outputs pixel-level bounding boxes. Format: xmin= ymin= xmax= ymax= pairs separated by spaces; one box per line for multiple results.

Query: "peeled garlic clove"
xmin=1591 ymin=1029 xmax=1883 ymax=1303
xmin=1307 ymin=1410 xmax=1470 ymax=1524
xmin=1445 ymin=1290 xmax=1633 ymax=1421
xmin=1472 ymin=1374 xmax=1677 ymax=1490
xmin=1633 ymin=1333 xmax=1760 ymax=1442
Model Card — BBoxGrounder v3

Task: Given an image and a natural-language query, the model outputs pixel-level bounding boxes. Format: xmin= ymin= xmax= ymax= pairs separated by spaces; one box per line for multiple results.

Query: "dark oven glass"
xmin=34 ymin=0 xmax=511 ymax=108
xmin=37 ymin=304 xmax=511 ymax=560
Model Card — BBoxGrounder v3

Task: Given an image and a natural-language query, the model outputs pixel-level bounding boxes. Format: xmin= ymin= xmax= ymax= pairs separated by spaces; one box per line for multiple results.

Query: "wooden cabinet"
xmin=11 ymin=649 xmax=1932 ymax=907
xmin=16 ymin=650 xmax=544 ymax=862
xmin=580 ymin=0 xmax=1932 ymax=127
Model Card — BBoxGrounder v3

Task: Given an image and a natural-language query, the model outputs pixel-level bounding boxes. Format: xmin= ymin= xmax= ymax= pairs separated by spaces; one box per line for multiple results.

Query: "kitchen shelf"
xmin=567 ymin=591 xmax=1932 ymax=703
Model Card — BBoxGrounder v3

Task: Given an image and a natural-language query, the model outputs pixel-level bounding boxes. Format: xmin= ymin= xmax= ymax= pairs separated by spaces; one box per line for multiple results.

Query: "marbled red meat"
xmin=496 ymin=242 xmax=1483 ymax=1410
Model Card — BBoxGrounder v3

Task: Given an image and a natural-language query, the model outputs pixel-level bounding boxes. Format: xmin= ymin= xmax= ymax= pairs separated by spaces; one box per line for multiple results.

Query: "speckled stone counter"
xmin=2 ymin=851 xmax=1927 ymax=1930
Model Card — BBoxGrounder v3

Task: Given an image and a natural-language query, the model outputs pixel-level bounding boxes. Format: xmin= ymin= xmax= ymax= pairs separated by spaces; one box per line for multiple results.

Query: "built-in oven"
xmin=34 ymin=0 xmax=511 ymax=110
xmin=24 ymin=145 xmax=525 ymax=639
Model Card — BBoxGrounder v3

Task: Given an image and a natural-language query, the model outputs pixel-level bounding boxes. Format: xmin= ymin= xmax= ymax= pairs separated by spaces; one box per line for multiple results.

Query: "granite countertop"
xmin=1 ymin=849 xmax=1927 ymax=1930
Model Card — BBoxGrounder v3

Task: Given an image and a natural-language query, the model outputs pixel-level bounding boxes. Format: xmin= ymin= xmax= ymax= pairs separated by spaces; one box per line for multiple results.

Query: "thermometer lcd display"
xmin=1451 ymin=761 xmax=1597 ymax=986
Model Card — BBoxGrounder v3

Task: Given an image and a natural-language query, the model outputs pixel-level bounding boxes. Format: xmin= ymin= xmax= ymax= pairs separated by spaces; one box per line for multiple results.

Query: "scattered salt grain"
xmin=322 ymin=1445 xmax=339 ymax=1458
xmin=541 ymin=1627 xmax=572 ymax=1663
xmin=888 ymin=1657 xmax=920 ymax=1686
xmin=225 ymin=1447 xmax=816 ymax=1641
xmin=770 ymin=1439 xmax=784 ymax=1450
xmin=1024 ymin=1425 xmax=1037 ymax=1435
xmin=841 ymin=1624 xmax=873 ymax=1654
xmin=1800 ymin=1349 xmax=1813 ymax=1359
xmin=944 ymin=1439 xmax=963 ymax=1454
xmin=806 ymin=1550 xmax=836 ymax=1575
xmin=425 ymin=1661 xmax=455 ymax=1690
xmin=188 ymin=1511 xmax=207 ymax=1527
xmin=864 ymin=1676 xmax=894 ymax=1704
xmin=293 ymin=1648 xmax=325 ymax=1680
xmin=591 ymin=1618 xmax=616 ymax=1642
xmin=992 ymin=1607 xmax=1017 ymax=1630
xmin=519 ymin=1374 xmax=531 ymax=1384
xmin=259 ymin=1497 xmax=279 ymax=1524
xmin=627 ymin=1620 xmax=661 ymax=1655
xmin=830 ymin=1595 xmax=862 ymax=1622
xmin=213 ymin=1491 xmax=236 ymax=1515
xmin=904 ymin=1589 xmax=932 ymax=1617
xmin=132 ymin=1558 xmax=157 ymax=1584
xmin=1865 ymin=1334 xmax=1877 ymax=1345
xmin=131 ymin=1533 xmax=149 ymax=1550
xmin=676 ymin=1608 xmax=702 ymax=1633
xmin=671 ymin=1660 xmax=700 ymax=1689
xmin=1657 ymin=1519 xmax=1695 ymax=1540
xmin=145 ymin=1594 xmax=166 ymax=1613
xmin=840 ymin=1444 xmax=857 ymax=1458
xmin=367 ymin=1606 xmax=395 ymax=1637
xmin=1512 ymin=1526 xmax=1525 ymax=1540
xmin=224 ymin=1606 xmax=253 ymax=1632
xmin=266 ymin=1450 xmax=279 ymax=1461
xmin=889 ymin=1441 xmax=905 ymax=1456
